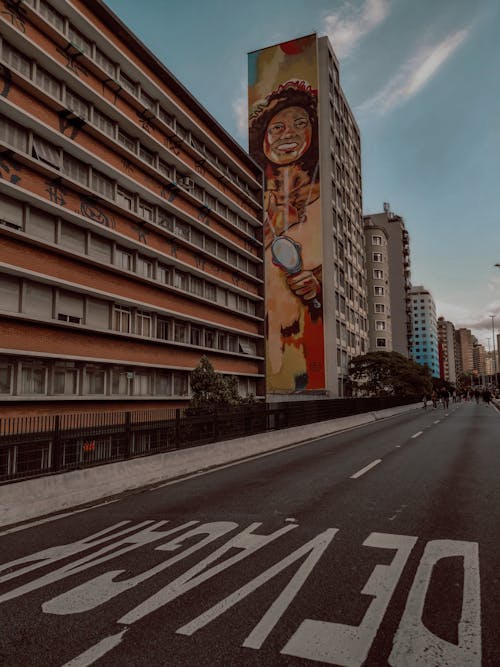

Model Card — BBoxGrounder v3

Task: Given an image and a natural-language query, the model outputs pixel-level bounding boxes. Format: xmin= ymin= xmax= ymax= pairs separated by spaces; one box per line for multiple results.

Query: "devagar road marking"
xmin=350 ymin=459 xmax=382 ymax=479
xmin=389 ymin=539 xmax=481 ymax=666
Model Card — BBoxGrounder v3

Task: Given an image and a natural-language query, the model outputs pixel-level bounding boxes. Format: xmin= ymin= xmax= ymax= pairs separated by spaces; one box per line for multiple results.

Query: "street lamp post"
xmin=490 ymin=314 xmax=497 ymax=388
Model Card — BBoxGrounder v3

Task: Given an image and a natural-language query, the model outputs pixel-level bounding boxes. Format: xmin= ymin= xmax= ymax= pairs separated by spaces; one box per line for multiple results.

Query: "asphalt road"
xmin=0 ymin=399 xmax=499 ymax=666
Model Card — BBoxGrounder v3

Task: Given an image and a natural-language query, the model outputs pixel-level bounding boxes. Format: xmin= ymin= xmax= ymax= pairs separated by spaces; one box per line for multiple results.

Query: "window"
xmin=375 ymin=303 xmax=385 ymax=313
xmin=119 ymin=72 xmax=137 ymax=96
xmin=372 ymin=235 xmax=383 ymax=245
xmin=0 ymin=115 xmax=27 ymax=152
xmin=24 ymin=282 xmax=53 ymax=317
xmin=237 ymin=296 xmax=248 ymax=313
xmin=174 ymin=322 xmax=188 ymax=343
xmin=114 ymin=305 xmax=131 ymax=333
xmin=2 ymin=42 xmax=31 ymax=77
xmin=205 ymin=283 xmax=216 ymax=302
xmin=0 ymin=363 xmax=13 ymax=394
xmin=375 ymin=321 xmax=386 ymax=331
xmin=158 ymin=160 xmax=172 ymax=180
xmin=173 ymin=372 xmax=188 ymax=396
xmin=94 ymin=48 xmax=116 ymax=77
xmin=66 ymin=89 xmax=90 ymax=120
xmin=159 ymin=107 xmax=174 ymax=127
xmin=0 ymin=193 xmax=23 ymax=228
xmin=158 ymin=210 xmax=173 ymax=231
xmin=137 ymin=256 xmax=153 ymax=278
xmin=40 ymin=1 xmax=65 ymax=31
xmin=35 ymin=66 xmax=61 ymax=99
xmin=84 ymin=368 xmax=105 ymax=394
xmin=32 ymin=136 xmax=61 ymax=169
xmin=60 ymin=222 xmax=86 ymax=253
xmin=218 ymin=334 xmax=226 ymax=351
xmin=190 ymin=327 xmax=202 ymax=346
xmin=374 ymin=286 xmax=385 ymax=296
xmin=86 ymin=297 xmax=109 ymax=328
xmin=136 ymin=311 xmax=152 ymax=337
xmin=139 ymin=145 xmax=155 ymax=166
xmin=116 ymin=188 xmax=133 ymax=210
xmin=372 ymin=253 xmax=383 ymax=262
xmin=53 ymin=364 xmax=78 ymax=394
xmin=190 ymin=276 xmax=203 ymax=297
xmin=88 ymin=235 xmax=112 ymax=263
xmin=118 ymin=130 xmax=136 ymax=153
xmin=68 ymin=26 xmax=91 ymax=55
xmin=156 ymin=373 xmax=171 ymax=395
xmin=0 ymin=274 xmax=20 ymax=312
xmin=111 ymin=368 xmax=129 ymax=395
xmin=140 ymin=90 xmax=155 ymax=112
xmin=373 ymin=269 xmax=384 ymax=279
xmin=158 ymin=265 xmax=170 ymax=285
xmin=21 ymin=363 xmax=47 ymax=394
xmin=174 ymin=271 xmax=188 ymax=291
xmin=92 ymin=170 xmax=114 ymax=199
xmin=62 ymin=154 xmax=88 ymax=185
xmin=138 ymin=201 xmax=153 ymax=222
xmin=205 ymin=329 xmax=215 ymax=348
xmin=133 ymin=372 xmax=152 ymax=396
xmin=58 ymin=290 xmax=84 ymax=323
xmin=174 ymin=220 xmax=190 ymax=241
xmin=157 ymin=318 xmax=170 ymax=340
xmin=93 ymin=109 xmax=115 ymax=138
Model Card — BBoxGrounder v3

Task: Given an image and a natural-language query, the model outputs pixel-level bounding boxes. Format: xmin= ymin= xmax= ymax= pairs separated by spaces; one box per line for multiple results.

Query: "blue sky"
xmin=106 ymin=0 xmax=500 ymax=346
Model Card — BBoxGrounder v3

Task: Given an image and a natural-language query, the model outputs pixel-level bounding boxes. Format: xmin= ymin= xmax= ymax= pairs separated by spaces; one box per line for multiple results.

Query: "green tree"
xmin=347 ymin=351 xmax=432 ymax=397
xmin=189 ymin=356 xmax=253 ymax=413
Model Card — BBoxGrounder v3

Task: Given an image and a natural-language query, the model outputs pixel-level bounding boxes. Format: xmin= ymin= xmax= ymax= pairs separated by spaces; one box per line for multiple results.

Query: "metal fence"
xmin=0 ymin=395 xmax=416 ymax=484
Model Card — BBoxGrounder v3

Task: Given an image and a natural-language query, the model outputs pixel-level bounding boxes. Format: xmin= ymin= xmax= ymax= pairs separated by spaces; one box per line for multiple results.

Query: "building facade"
xmin=248 ymin=34 xmax=368 ymax=399
xmin=472 ymin=342 xmax=486 ymax=381
xmin=437 ymin=317 xmax=457 ymax=384
xmin=0 ymin=0 xmax=264 ymax=414
xmin=409 ymin=285 xmax=439 ymax=377
xmin=363 ymin=203 xmax=412 ymax=357
xmin=455 ymin=328 xmax=474 ymax=377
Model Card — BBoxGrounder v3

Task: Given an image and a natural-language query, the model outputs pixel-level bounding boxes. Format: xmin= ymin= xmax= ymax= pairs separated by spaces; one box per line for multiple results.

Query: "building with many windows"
xmin=437 ymin=316 xmax=457 ymax=384
xmin=248 ymin=34 xmax=368 ymax=398
xmin=455 ymin=328 xmax=474 ymax=377
xmin=409 ymin=285 xmax=439 ymax=377
xmin=363 ymin=203 xmax=412 ymax=356
xmin=0 ymin=0 xmax=264 ymax=414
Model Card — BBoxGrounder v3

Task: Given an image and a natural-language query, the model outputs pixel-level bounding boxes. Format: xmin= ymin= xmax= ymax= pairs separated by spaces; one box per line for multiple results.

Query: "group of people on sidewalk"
xmin=422 ymin=387 xmax=494 ymax=409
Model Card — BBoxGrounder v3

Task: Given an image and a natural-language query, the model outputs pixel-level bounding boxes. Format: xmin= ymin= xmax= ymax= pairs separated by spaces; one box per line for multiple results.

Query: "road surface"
xmin=0 ymin=400 xmax=498 ymax=666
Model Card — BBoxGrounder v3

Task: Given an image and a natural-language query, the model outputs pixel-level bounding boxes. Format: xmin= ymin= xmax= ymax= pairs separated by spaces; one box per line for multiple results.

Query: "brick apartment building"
xmin=0 ymin=0 xmax=264 ymax=415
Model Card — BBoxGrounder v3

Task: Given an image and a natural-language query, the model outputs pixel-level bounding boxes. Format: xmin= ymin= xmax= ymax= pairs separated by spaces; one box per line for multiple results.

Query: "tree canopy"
xmin=347 ymin=351 xmax=432 ymax=397
xmin=189 ymin=355 xmax=253 ymax=413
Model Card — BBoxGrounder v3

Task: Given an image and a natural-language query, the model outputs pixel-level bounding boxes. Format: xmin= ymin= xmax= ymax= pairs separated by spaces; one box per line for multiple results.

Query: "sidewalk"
xmin=0 ymin=402 xmax=421 ymax=528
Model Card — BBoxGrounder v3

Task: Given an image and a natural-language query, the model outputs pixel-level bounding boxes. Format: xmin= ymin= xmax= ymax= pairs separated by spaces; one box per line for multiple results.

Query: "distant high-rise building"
xmin=455 ymin=328 xmax=474 ymax=376
xmin=409 ymin=286 xmax=439 ymax=377
xmin=248 ymin=34 xmax=368 ymax=398
xmin=437 ymin=317 xmax=457 ymax=384
xmin=473 ymin=343 xmax=487 ymax=380
xmin=363 ymin=204 xmax=412 ymax=356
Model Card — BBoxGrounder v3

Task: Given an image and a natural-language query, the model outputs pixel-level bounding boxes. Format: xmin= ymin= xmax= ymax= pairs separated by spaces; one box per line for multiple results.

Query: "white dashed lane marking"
xmin=411 ymin=431 xmax=423 ymax=439
xmin=350 ymin=459 xmax=382 ymax=479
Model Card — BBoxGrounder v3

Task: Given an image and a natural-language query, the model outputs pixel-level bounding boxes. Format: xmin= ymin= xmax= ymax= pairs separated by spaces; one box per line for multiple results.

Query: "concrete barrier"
xmin=0 ymin=402 xmax=420 ymax=527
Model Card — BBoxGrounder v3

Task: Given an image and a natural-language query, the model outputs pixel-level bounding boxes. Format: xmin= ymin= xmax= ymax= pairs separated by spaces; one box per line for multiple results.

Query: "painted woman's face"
xmin=264 ymin=106 xmax=312 ymax=165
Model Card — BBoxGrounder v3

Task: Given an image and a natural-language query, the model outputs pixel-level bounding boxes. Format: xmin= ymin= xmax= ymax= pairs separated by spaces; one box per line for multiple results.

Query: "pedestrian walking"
xmin=474 ymin=389 xmax=481 ymax=404
xmin=440 ymin=388 xmax=450 ymax=409
xmin=482 ymin=389 xmax=492 ymax=404
xmin=431 ymin=390 xmax=438 ymax=409
xmin=422 ymin=394 xmax=428 ymax=409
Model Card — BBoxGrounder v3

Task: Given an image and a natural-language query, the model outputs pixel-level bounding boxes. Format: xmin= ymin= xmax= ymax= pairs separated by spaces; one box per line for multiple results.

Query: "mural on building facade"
xmin=248 ymin=34 xmax=325 ymax=392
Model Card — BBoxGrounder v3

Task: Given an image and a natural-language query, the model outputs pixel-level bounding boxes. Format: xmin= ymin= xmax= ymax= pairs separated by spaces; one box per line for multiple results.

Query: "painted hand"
xmin=286 ymin=270 xmax=321 ymax=301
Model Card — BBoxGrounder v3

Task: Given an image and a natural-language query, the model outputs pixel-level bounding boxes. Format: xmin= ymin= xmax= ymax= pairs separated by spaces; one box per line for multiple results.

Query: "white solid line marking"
xmin=62 ymin=628 xmax=128 ymax=667
xmin=395 ymin=445 xmax=401 ymax=448
xmin=0 ymin=499 xmax=121 ymax=537
xmin=433 ymin=420 xmax=440 ymax=424
xmin=350 ymin=459 xmax=382 ymax=479
xmin=411 ymin=431 xmax=423 ymax=439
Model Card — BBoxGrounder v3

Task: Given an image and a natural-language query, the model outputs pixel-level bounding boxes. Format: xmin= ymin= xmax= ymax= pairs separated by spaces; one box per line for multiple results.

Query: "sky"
xmin=105 ymin=0 xmax=500 ymax=347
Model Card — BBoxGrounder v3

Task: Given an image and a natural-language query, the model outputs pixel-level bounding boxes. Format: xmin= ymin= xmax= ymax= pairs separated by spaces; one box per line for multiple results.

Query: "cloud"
xmin=232 ymin=82 xmax=248 ymax=142
xmin=358 ymin=29 xmax=469 ymax=115
xmin=324 ymin=0 xmax=391 ymax=59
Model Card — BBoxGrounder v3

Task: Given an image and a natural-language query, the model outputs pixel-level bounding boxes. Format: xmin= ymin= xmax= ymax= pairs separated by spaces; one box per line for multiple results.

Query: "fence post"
xmin=125 ymin=412 xmax=132 ymax=458
xmin=175 ymin=408 xmax=181 ymax=448
xmin=52 ymin=415 xmax=61 ymax=472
